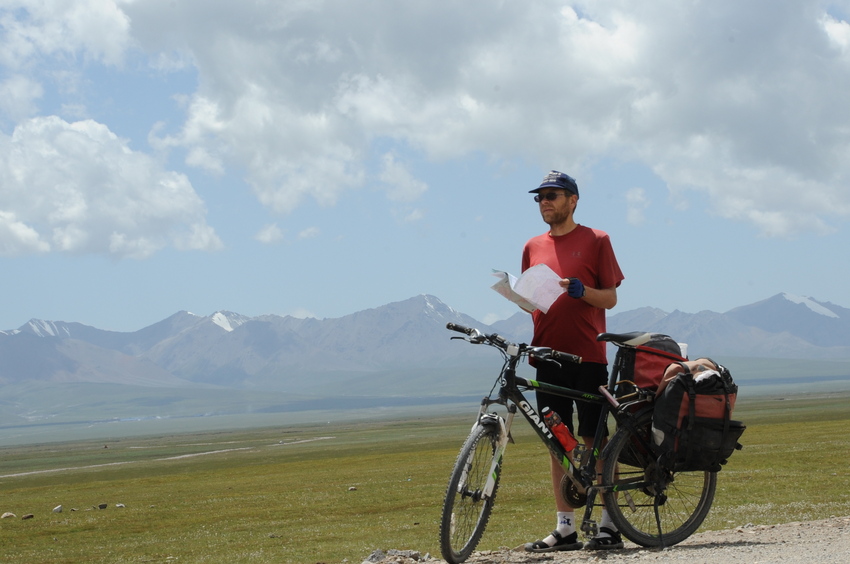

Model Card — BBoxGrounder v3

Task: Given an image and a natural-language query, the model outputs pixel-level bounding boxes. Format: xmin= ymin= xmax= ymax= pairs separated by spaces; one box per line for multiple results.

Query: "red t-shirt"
xmin=521 ymin=225 xmax=624 ymax=364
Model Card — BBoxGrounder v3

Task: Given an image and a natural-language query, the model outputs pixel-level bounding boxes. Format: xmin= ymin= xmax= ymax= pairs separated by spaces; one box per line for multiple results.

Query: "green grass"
xmin=1 ymin=392 xmax=849 ymax=563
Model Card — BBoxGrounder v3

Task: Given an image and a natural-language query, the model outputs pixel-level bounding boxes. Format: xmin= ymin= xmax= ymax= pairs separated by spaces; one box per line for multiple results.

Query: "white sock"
xmin=557 ymin=511 xmax=575 ymax=534
xmin=540 ymin=511 xmax=575 ymax=545
xmin=598 ymin=509 xmax=617 ymax=536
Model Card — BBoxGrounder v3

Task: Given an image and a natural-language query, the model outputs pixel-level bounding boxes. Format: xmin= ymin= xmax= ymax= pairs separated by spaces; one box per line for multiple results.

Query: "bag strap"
xmin=718 ymin=363 xmax=733 ymax=447
xmin=668 ymin=361 xmax=697 ymax=434
xmin=667 ymin=359 xmax=739 ymax=470
xmin=682 ymin=366 xmax=699 ymax=468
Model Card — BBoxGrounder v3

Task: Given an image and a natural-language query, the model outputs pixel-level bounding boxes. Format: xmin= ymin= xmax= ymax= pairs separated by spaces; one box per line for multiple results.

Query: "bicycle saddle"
xmin=596 ymin=331 xmax=652 ymax=347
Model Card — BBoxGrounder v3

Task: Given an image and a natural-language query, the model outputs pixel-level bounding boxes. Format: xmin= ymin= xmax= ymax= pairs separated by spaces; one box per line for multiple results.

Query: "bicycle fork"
xmin=482 ymin=420 xmax=508 ymax=499
xmin=462 ymin=409 xmax=514 ymax=500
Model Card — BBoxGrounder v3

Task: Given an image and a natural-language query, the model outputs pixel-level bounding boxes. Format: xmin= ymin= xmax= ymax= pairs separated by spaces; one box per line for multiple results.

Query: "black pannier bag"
xmin=616 ymin=334 xmax=687 ymax=397
xmin=651 ymin=361 xmax=746 ymax=472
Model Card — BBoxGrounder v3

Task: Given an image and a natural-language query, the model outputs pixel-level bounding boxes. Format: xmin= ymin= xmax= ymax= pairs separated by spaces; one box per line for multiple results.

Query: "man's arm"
xmin=559 ymin=278 xmax=618 ymax=310
xmin=583 ymin=285 xmax=618 ymax=310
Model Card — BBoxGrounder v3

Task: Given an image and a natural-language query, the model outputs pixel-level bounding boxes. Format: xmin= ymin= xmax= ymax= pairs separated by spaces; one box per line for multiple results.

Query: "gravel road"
xmin=362 ymin=516 xmax=850 ymax=564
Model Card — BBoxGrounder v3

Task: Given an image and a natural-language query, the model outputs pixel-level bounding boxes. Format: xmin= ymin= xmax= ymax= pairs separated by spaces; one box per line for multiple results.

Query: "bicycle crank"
xmin=560 ymin=473 xmax=587 ymax=507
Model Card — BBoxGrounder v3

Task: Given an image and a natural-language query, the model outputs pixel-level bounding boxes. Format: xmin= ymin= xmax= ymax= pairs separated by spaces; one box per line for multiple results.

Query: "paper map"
xmin=490 ymin=263 xmax=565 ymax=314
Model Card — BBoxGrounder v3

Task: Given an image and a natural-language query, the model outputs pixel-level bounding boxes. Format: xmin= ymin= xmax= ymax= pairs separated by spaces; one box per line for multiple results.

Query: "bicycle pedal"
xmin=580 ymin=520 xmax=598 ymax=538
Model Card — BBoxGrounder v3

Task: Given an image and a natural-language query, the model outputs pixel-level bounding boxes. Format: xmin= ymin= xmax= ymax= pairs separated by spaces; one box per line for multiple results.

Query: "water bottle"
xmin=542 ymin=407 xmax=578 ymax=451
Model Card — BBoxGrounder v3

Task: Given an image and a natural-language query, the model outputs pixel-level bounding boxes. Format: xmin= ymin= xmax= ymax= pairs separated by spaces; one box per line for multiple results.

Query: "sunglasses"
xmin=533 ymin=192 xmax=566 ymax=203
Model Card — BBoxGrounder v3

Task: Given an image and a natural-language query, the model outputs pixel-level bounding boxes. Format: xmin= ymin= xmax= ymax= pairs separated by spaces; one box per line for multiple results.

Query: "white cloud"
xmin=297 ymin=226 xmax=320 ymax=240
xmin=0 ymin=75 xmax=43 ymax=122
xmin=137 ymin=1 xmax=850 ymax=235
xmin=822 ymin=12 xmax=850 ymax=54
xmin=255 ymin=223 xmax=284 ymax=244
xmin=0 ymin=0 xmax=130 ymax=68
xmin=401 ymin=208 xmax=425 ymax=223
xmin=288 ymin=307 xmax=316 ymax=319
xmin=0 ymin=116 xmax=222 ymax=258
xmin=150 ymin=90 xmax=364 ymax=214
xmin=0 ymin=210 xmax=50 ymax=256
xmin=625 ymin=187 xmax=649 ymax=226
xmin=174 ymin=222 xmax=222 ymax=252
xmin=7 ymin=1 xmax=850 ymax=237
xmin=378 ymin=153 xmax=428 ymax=202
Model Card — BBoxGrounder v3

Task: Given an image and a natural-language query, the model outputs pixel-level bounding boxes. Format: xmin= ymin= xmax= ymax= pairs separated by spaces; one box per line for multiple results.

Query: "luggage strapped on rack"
xmin=651 ymin=360 xmax=746 ymax=472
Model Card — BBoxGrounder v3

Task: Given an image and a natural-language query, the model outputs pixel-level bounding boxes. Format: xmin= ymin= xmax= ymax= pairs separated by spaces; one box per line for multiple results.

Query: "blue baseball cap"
xmin=530 ymin=170 xmax=579 ymax=198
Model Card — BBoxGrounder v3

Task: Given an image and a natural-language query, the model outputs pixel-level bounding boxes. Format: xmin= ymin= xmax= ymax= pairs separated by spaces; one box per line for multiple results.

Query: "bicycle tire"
xmin=601 ymin=410 xmax=717 ymax=547
xmin=439 ymin=422 xmax=502 ymax=564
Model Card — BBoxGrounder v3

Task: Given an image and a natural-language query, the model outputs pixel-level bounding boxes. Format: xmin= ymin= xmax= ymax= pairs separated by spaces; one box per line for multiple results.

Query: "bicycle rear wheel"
xmin=439 ymin=422 xmax=502 ymax=564
xmin=601 ymin=410 xmax=716 ymax=547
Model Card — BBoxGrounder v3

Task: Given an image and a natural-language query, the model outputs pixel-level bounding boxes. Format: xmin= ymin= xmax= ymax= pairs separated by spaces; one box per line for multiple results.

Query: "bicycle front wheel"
xmin=439 ymin=422 xmax=502 ymax=564
xmin=601 ymin=411 xmax=717 ymax=547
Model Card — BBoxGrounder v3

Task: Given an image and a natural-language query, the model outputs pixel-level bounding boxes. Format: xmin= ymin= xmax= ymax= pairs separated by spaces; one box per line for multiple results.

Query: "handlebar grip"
xmin=552 ymin=350 xmax=582 ymax=364
xmin=446 ymin=322 xmax=475 ymax=335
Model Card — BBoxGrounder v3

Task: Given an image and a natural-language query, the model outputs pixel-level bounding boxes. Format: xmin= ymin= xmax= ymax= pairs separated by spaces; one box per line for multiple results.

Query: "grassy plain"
xmin=1 ymin=392 xmax=849 ymax=563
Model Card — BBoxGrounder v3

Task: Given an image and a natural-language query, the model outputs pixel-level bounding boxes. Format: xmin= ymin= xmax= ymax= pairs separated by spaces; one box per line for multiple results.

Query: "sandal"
xmin=524 ymin=530 xmax=583 ymax=553
xmin=584 ymin=527 xmax=624 ymax=550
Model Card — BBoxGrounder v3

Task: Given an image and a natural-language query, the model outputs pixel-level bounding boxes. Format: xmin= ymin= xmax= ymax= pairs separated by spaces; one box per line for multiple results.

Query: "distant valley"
xmin=2 ymin=292 xmax=849 ymax=446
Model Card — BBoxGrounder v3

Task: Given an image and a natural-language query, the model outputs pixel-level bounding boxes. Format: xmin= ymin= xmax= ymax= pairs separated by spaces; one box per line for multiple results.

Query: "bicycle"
xmin=438 ymin=322 xmax=718 ymax=563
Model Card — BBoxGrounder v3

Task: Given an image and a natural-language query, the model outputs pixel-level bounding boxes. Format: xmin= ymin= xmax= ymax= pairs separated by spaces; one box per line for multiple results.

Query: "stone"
xmin=387 ymin=550 xmax=421 ymax=561
xmin=116 ymin=503 xmax=125 ymax=508
xmin=22 ymin=514 xmax=34 ymax=520
xmin=362 ymin=549 xmax=422 ymax=563
xmin=1 ymin=512 xmax=15 ymax=519
xmin=363 ymin=549 xmax=386 ymax=563
xmin=53 ymin=505 xmax=63 ymax=513
xmin=98 ymin=503 xmax=108 ymax=509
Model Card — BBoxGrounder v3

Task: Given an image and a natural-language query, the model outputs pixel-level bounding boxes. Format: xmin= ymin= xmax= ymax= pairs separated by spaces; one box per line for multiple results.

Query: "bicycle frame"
xmin=464 ymin=329 xmax=656 ymax=534
xmin=496 ymin=363 xmax=606 ymax=477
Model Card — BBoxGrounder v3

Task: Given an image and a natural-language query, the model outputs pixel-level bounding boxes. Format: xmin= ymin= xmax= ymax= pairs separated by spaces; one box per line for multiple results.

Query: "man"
xmin=521 ymin=170 xmax=625 ymax=552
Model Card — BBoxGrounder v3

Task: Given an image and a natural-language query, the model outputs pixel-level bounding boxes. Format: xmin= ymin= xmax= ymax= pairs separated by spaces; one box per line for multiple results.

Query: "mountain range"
xmin=1 ymin=292 xmax=849 ymax=441
xmin=606 ymin=293 xmax=850 ymax=360
xmin=3 ymin=292 xmax=850 ymax=389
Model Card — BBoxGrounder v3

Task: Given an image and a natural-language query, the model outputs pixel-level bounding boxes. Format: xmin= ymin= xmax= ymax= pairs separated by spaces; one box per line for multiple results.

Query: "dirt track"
xmin=363 ymin=516 xmax=850 ymax=564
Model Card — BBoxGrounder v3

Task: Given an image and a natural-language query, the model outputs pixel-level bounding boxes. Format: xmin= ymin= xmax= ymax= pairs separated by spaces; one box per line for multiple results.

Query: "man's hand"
xmin=566 ymin=278 xmax=585 ymax=299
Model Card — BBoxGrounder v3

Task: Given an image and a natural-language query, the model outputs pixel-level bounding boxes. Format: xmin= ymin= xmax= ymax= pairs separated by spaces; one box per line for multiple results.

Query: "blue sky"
xmin=2 ymin=0 xmax=850 ymax=332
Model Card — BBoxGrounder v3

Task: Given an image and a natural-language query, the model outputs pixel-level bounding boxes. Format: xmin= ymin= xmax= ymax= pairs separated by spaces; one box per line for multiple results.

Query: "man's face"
xmin=536 ymin=189 xmax=576 ymax=226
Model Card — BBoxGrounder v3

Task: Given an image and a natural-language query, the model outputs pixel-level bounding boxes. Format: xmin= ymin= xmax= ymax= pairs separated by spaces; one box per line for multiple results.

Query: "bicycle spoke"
xmin=440 ymin=425 xmax=501 ymax=563
xmin=602 ymin=411 xmax=716 ymax=547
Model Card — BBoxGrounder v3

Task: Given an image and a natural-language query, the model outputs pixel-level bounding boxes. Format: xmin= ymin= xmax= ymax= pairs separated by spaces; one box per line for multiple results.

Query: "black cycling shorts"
xmin=534 ymin=360 xmax=609 ymax=439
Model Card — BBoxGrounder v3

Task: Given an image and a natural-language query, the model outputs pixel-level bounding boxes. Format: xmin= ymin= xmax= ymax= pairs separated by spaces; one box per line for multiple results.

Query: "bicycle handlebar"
xmin=550 ymin=349 xmax=583 ymax=365
xmin=446 ymin=322 xmax=478 ymax=336
xmin=446 ymin=322 xmax=581 ymax=364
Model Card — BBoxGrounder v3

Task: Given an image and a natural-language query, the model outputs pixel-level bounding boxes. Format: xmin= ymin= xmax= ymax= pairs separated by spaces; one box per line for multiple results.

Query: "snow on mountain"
xmin=210 ymin=311 xmax=251 ymax=332
xmin=782 ymin=293 xmax=839 ymax=318
xmin=22 ymin=319 xmax=72 ymax=338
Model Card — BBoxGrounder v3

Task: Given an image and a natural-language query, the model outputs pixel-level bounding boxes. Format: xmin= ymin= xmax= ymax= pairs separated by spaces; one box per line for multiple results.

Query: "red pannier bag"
xmin=616 ymin=334 xmax=687 ymax=397
xmin=651 ymin=361 xmax=746 ymax=472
